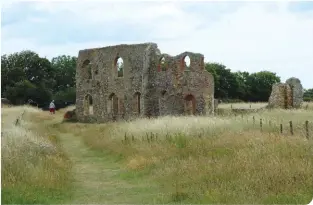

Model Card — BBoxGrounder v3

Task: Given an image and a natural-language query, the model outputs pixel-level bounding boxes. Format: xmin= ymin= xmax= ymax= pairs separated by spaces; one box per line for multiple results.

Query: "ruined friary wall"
xmin=153 ymin=52 xmax=214 ymax=116
xmin=75 ymin=42 xmax=215 ymax=123
xmin=76 ymin=43 xmax=155 ymax=122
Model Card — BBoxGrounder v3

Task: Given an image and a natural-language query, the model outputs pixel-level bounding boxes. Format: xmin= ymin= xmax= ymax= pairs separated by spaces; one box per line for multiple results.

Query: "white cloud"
xmin=1 ymin=1 xmax=313 ymax=88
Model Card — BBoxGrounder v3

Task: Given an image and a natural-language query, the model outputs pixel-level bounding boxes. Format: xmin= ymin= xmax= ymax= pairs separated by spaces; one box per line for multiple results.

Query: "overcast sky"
xmin=2 ymin=1 xmax=313 ymax=88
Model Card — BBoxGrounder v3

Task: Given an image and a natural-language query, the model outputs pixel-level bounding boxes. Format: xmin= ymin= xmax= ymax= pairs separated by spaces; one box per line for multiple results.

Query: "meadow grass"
xmin=1 ymin=106 xmax=72 ymax=204
xmin=218 ymin=102 xmax=267 ymax=109
xmin=2 ymin=103 xmax=312 ymax=204
xmin=218 ymin=101 xmax=313 ymax=110
xmin=58 ymin=103 xmax=313 ymax=204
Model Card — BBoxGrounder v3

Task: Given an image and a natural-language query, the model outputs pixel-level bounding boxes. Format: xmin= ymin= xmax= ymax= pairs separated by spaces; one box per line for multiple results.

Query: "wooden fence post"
xmin=280 ymin=124 xmax=283 ymax=134
xmin=289 ymin=121 xmax=293 ymax=135
xmin=253 ymin=116 xmax=255 ymax=126
xmin=150 ymin=132 xmax=154 ymax=141
xmin=260 ymin=118 xmax=263 ymax=131
xmin=305 ymin=120 xmax=309 ymax=139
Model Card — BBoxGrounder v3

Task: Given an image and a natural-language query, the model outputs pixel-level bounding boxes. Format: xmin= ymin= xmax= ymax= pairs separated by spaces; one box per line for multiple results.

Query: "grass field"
xmin=1 ymin=106 xmax=73 ymax=204
xmin=2 ymin=103 xmax=313 ymax=204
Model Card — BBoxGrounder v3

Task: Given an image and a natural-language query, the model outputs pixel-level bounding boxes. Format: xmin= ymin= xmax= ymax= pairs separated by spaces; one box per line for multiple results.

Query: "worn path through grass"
xmin=57 ymin=131 xmax=164 ymax=204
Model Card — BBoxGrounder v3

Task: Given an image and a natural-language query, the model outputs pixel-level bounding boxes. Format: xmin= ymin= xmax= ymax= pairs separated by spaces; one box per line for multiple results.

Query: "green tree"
xmin=205 ymin=62 xmax=239 ymax=100
xmin=234 ymin=71 xmax=250 ymax=101
xmin=51 ymin=55 xmax=77 ymax=92
xmin=246 ymin=71 xmax=281 ymax=102
xmin=1 ymin=51 xmax=55 ymax=104
xmin=5 ymin=80 xmax=36 ymax=104
xmin=53 ymin=87 xmax=76 ymax=103
xmin=1 ymin=54 xmax=26 ymax=96
xmin=303 ymin=88 xmax=313 ymax=101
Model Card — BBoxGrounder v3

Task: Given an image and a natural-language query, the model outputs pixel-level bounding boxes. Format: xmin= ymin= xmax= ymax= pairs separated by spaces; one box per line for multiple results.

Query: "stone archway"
xmin=108 ymin=93 xmax=119 ymax=117
xmin=184 ymin=94 xmax=196 ymax=115
xmin=133 ymin=92 xmax=141 ymax=114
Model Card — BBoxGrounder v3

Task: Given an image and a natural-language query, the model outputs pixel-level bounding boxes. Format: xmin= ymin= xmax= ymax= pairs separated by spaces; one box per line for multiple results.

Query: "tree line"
xmin=1 ymin=50 xmax=312 ymax=107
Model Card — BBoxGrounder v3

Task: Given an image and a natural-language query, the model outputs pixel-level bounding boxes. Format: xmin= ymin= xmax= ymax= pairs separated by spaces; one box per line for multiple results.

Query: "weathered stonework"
xmin=285 ymin=77 xmax=304 ymax=108
xmin=75 ymin=43 xmax=214 ymax=123
xmin=268 ymin=77 xmax=303 ymax=109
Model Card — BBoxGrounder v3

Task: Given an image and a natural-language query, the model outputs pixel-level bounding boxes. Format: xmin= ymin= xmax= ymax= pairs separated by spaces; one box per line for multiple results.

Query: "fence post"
xmin=289 ymin=121 xmax=293 ymax=135
xmin=260 ymin=118 xmax=263 ymax=131
xmin=253 ymin=116 xmax=255 ymax=126
xmin=280 ymin=124 xmax=283 ymax=134
xmin=305 ymin=120 xmax=309 ymax=139
xmin=150 ymin=132 xmax=154 ymax=142
xmin=250 ymin=104 xmax=252 ymax=109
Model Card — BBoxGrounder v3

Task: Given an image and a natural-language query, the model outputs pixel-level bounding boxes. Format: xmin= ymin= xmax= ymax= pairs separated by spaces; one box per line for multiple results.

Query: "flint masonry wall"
xmin=153 ymin=52 xmax=214 ymax=116
xmin=75 ymin=43 xmax=214 ymax=123
xmin=268 ymin=77 xmax=303 ymax=109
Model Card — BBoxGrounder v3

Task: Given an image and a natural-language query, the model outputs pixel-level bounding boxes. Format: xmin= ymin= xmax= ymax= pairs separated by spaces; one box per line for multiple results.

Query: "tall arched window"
xmin=108 ymin=93 xmax=119 ymax=116
xmin=158 ymin=56 xmax=167 ymax=72
xmin=182 ymin=55 xmax=191 ymax=71
xmin=114 ymin=57 xmax=124 ymax=77
xmin=84 ymin=94 xmax=93 ymax=115
xmin=184 ymin=94 xmax=196 ymax=115
xmin=133 ymin=92 xmax=141 ymax=114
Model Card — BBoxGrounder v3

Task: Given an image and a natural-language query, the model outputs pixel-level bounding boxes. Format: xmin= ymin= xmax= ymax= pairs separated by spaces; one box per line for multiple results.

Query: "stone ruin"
xmin=75 ymin=42 xmax=215 ymax=123
xmin=268 ymin=77 xmax=304 ymax=109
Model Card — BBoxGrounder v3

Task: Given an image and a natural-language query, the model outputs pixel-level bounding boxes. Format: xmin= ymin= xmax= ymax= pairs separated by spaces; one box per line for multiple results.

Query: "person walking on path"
xmin=49 ymin=100 xmax=56 ymax=114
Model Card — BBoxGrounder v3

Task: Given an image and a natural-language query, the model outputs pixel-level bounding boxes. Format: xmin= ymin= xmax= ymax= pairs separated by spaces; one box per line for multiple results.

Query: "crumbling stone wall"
xmin=75 ymin=43 xmax=214 ymax=123
xmin=286 ymin=77 xmax=304 ymax=108
xmin=268 ymin=77 xmax=303 ymax=109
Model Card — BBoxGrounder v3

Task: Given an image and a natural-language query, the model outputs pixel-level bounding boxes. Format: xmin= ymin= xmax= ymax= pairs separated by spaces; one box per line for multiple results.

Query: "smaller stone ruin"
xmin=268 ymin=77 xmax=304 ymax=109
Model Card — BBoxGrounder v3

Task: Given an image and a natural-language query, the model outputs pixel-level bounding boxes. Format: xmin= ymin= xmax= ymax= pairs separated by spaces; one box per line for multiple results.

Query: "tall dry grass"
xmin=218 ymin=102 xmax=267 ymax=109
xmin=218 ymin=101 xmax=313 ymax=110
xmin=1 ymin=106 xmax=72 ymax=204
xmin=59 ymin=104 xmax=313 ymax=204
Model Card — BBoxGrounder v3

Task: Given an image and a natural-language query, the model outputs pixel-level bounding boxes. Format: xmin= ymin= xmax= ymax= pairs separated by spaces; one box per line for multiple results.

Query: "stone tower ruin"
xmin=75 ymin=43 xmax=214 ymax=123
xmin=268 ymin=77 xmax=304 ymax=109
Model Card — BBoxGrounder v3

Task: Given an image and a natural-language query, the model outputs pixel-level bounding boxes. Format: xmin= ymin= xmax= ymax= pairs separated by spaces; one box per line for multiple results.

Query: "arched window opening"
xmin=108 ymin=93 xmax=119 ymax=116
xmin=84 ymin=94 xmax=93 ymax=115
xmin=184 ymin=94 xmax=196 ymax=115
xmin=182 ymin=55 xmax=191 ymax=71
xmin=82 ymin=60 xmax=92 ymax=79
xmin=115 ymin=57 xmax=124 ymax=77
xmin=119 ymin=98 xmax=125 ymax=116
xmin=133 ymin=92 xmax=141 ymax=114
xmin=159 ymin=57 xmax=166 ymax=71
